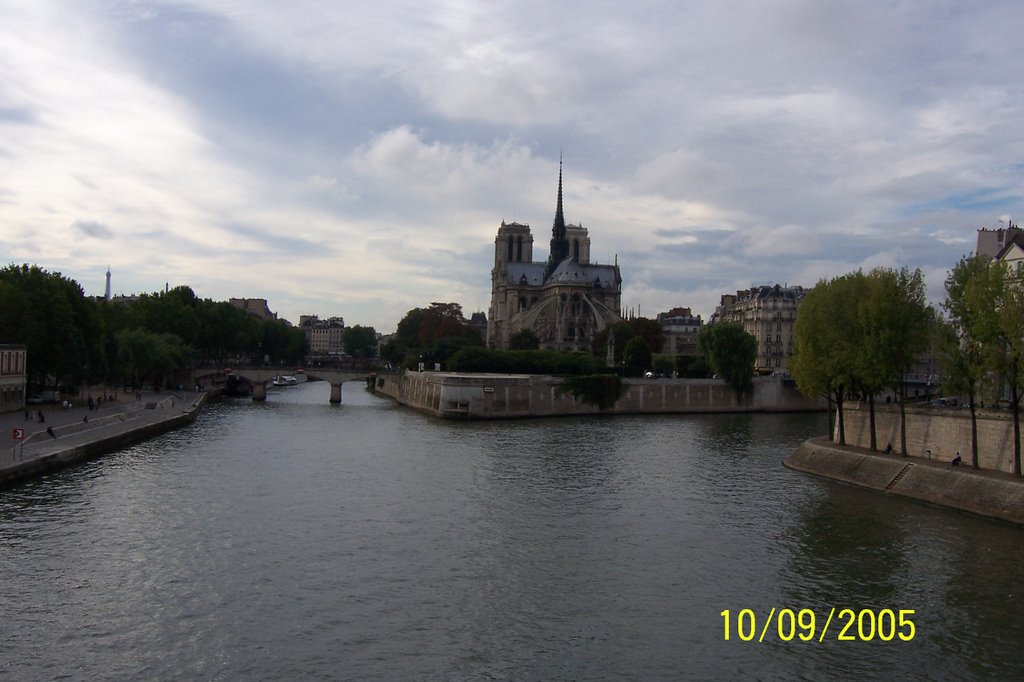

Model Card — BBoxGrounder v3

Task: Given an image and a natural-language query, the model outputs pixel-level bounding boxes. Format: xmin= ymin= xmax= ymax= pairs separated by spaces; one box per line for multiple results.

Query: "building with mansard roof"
xmin=486 ymin=162 xmax=622 ymax=351
xmin=976 ymin=220 xmax=1022 ymax=260
xmin=711 ymin=284 xmax=808 ymax=374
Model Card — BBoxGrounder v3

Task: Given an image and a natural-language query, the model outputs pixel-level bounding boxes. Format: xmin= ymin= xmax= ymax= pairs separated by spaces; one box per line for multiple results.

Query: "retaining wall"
xmin=785 ymin=438 xmax=1024 ymax=525
xmin=373 ymin=372 xmax=823 ymax=419
xmin=838 ymin=404 xmax=1020 ymax=474
xmin=0 ymin=393 xmax=207 ymax=486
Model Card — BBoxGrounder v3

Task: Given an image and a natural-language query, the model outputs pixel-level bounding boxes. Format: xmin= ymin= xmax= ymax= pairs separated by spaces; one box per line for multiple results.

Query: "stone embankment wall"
xmin=1 ymin=393 xmax=208 ymax=486
xmin=785 ymin=438 xmax=1024 ymax=525
xmin=839 ymin=404 xmax=1019 ymax=475
xmin=372 ymin=372 xmax=822 ymax=419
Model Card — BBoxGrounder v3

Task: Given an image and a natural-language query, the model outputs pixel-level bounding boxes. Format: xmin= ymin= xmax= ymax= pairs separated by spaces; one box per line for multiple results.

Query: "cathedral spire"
xmin=546 ymin=155 xmax=570 ymax=279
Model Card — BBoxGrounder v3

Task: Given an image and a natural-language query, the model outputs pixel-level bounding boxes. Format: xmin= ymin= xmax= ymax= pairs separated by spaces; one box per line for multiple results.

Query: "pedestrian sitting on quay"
xmin=952 ymin=451 xmax=962 ymax=467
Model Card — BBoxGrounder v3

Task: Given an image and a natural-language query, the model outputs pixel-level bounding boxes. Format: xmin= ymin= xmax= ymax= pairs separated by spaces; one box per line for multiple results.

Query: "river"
xmin=1 ymin=381 xmax=1022 ymax=680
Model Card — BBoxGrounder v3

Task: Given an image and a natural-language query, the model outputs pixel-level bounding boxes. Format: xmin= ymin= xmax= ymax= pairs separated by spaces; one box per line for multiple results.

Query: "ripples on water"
xmin=2 ymin=382 xmax=1022 ymax=680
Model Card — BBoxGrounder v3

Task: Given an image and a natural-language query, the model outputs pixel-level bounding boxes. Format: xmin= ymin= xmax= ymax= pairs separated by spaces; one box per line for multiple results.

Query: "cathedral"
xmin=486 ymin=162 xmax=623 ymax=351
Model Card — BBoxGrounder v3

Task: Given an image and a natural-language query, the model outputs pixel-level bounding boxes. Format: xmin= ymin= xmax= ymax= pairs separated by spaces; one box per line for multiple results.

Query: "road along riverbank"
xmin=785 ymin=437 xmax=1024 ymax=525
xmin=1 ymin=391 xmax=211 ymax=486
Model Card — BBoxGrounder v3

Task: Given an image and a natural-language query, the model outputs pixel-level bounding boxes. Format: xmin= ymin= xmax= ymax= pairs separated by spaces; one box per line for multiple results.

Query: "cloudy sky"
xmin=1 ymin=1 xmax=1022 ymax=331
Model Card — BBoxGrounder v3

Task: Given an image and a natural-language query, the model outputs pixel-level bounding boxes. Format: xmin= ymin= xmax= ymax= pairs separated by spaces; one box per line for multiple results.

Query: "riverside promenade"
xmin=785 ymin=437 xmax=1024 ymax=525
xmin=0 ymin=390 xmax=208 ymax=486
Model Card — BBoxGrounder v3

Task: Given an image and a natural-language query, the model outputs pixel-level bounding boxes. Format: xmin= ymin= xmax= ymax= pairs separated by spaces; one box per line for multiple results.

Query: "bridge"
xmin=192 ymin=361 xmax=374 ymax=404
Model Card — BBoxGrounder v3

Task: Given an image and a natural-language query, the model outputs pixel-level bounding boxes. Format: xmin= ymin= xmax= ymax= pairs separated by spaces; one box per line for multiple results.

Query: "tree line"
xmin=790 ymin=260 xmax=1024 ymax=478
xmin=0 ymin=264 xmax=307 ymax=393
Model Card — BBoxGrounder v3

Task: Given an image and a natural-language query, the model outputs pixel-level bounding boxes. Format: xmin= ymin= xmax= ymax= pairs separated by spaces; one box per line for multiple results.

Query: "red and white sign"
xmin=11 ymin=428 xmax=25 ymax=441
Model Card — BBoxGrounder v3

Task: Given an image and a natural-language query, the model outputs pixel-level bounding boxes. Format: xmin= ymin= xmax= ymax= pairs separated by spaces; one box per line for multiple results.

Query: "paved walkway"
xmin=821 ymin=436 xmax=1024 ymax=484
xmin=0 ymin=390 xmax=204 ymax=477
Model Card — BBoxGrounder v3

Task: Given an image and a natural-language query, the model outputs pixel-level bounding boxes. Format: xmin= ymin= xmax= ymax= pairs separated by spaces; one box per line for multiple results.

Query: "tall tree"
xmin=622 ymin=336 xmax=652 ymax=376
xmin=859 ymin=268 xmax=932 ymax=453
xmin=942 ymin=256 xmax=1002 ymax=469
xmin=591 ymin=318 xmax=663 ymax=365
xmin=791 ymin=273 xmax=867 ymax=444
xmin=0 ymin=264 xmax=102 ymax=389
xmin=992 ymin=261 xmax=1024 ymax=476
xmin=697 ymin=322 xmax=757 ymax=400
xmin=343 ymin=325 xmax=378 ymax=358
xmin=385 ymin=303 xmax=482 ymax=369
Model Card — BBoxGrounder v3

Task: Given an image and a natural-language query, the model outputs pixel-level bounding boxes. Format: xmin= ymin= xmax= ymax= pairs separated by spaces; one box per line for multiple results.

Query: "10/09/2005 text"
xmin=720 ymin=608 xmax=916 ymax=643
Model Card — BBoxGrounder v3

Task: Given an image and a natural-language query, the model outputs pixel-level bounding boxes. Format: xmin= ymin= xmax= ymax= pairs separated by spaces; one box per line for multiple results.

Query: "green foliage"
xmin=791 ymin=272 xmax=865 ymax=401
xmin=590 ymin=317 xmax=664 ymax=363
xmin=939 ymin=255 xmax=1023 ymax=472
xmin=447 ymin=347 xmax=600 ymax=375
xmin=0 ymin=264 xmax=102 ymax=387
xmin=622 ymin=335 xmax=652 ymax=375
xmin=988 ymin=261 xmax=1024 ymax=476
xmin=115 ymin=328 xmax=189 ymax=388
xmin=508 ymin=328 xmax=540 ymax=350
xmin=0 ymin=263 xmax=309 ymax=393
xmin=791 ymin=268 xmax=933 ymax=448
xmin=342 ymin=325 xmax=378 ymax=358
xmin=625 ymin=317 xmax=665 ymax=353
xmin=556 ymin=374 xmax=624 ymax=409
xmin=384 ymin=302 xmax=483 ymax=368
xmin=859 ymin=267 xmax=931 ymax=393
xmin=697 ymin=321 xmax=757 ymax=399
xmin=650 ymin=354 xmax=711 ymax=378
xmin=651 ymin=354 xmax=675 ymax=376
xmin=257 ymin=318 xmax=307 ymax=365
xmin=941 ymin=256 xmax=999 ymax=401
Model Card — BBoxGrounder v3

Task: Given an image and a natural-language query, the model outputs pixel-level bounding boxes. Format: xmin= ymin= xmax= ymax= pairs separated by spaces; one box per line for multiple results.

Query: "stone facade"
xmin=0 ymin=344 xmax=27 ymax=413
xmin=229 ymin=298 xmax=277 ymax=321
xmin=976 ymin=221 xmax=1022 ymax=260
xmin=487 ymin=163 xmax=622 ymax=351
xmin=300 ymin=315 xmax=346 ymax=355
xmin=711 ymin=284 xmax=807 ymax=373
xmin=656 ymin=307 xmax=703 ymax=355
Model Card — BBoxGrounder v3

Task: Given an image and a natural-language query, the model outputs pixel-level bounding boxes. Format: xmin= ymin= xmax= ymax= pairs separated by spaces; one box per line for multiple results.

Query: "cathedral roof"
xmin=546 ymin=257 xmax=619 ymax=288
xmin=505 ymin=262 xmax=548 ymax=285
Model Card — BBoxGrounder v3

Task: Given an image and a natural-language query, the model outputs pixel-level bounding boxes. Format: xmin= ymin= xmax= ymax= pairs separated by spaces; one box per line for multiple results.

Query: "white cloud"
xmin=1 ymin=0 xmax=1023 ymax=329
xmin=71 ymin=219 xmax=114 ymax=239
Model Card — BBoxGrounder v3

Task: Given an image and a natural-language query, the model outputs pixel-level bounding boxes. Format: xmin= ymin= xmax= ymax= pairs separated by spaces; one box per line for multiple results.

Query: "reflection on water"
xmin=1 ymin=382 xmax=1022 ymax=680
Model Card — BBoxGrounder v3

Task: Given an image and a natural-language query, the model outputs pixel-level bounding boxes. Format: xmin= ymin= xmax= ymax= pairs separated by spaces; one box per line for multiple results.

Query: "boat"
xmin=272 ymin=375 xmax=299 ymax=387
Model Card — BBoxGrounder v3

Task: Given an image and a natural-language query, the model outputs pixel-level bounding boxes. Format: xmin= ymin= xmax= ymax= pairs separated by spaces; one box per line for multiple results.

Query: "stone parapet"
xmin=785 ymin=438 xmax=1024 ymax=525
xmin=838 ymin=404 xmax=1019 ymax=474
xmin=372 ymin=372 xmax=823 ymax=419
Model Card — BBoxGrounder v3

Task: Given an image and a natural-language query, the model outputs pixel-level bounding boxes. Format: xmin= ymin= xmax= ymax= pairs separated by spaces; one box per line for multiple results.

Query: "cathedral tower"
xmin=486 ymin=159 xmax=623 ymax=351
xmin=545 ymin=158 xmax=570 ymax=278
